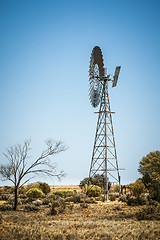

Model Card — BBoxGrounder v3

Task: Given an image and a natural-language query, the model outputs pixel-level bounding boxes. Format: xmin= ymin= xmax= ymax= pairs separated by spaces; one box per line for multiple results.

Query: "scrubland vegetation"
xmin=0 ymin=146 xmax=160 ymax=239
xmin=0 ymin=182 xmax=160 ymax=240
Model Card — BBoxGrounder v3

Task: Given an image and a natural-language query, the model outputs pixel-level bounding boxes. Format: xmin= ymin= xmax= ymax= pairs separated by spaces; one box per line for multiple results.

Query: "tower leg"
xmin=89 ymin=81 xmax=120 ymax=200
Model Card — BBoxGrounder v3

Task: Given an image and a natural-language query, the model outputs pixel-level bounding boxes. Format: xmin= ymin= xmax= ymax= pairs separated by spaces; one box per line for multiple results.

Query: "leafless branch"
xmin=0 ymin=139 xmax=66 ymax=188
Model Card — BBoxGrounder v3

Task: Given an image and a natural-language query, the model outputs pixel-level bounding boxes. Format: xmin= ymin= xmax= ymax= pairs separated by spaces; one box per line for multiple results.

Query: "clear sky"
xmin=0 ymin=0 xmax=160 ymax=186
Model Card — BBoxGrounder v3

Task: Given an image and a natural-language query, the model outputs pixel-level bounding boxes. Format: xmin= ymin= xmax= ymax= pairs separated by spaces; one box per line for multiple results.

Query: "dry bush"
xmin=113 ymin=185 xmax=120 ymax=193
xmin=2 ymin=186 xmax=14 ymax=194
xmin=67 ymin=203 xmax=74 ymax=211
xmin=1 ymin=193 xmax=12 ymax=201
xmin=109 ymin=194 xmax=117 ymax=201
xmin=119 ymin=194 xmax=127 ymax=202
xmin=42 ymin=197 xmax=52 ymax=205
xmin=136 ymin=204 xmax=160 ymax=220
xmin=69 ymin=194 xmax=81 ymax=203
xmin=80 ymin=203 xmax=88 ymax=208
xmin=23 ymin=203 xmax=39 ymax=211
xmin=0 ymin=212 xmax=2 ymax=223
xmin=84 ymin=197 xmax=96 ymax=204
xmin=63 ymin=195 xmax=78 ymax=203
xmin=19 ymin=193 xmax=27 ymax=199
xmin=114 ymin=204 xmax=122 ymax=211
xmin=50 ymin=199 xmax=66 ymax=215
xmin=127 ymin=196 xmax=147 ymax=206
xmin=0 ymin=203 xmax=13 ymax=211
xmin=0 ymin=201 xmax=160 ymax=240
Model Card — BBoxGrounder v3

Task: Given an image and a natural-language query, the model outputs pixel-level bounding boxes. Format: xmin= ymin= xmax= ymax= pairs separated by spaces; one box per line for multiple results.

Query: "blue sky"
xmin=0 ymin=0 xmax=160 ymax=186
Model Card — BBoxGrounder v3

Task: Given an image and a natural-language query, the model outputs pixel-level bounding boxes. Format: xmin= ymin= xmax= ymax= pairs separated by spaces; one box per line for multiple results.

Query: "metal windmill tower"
xmin=88 ymin=46 xmax=121 ymax=200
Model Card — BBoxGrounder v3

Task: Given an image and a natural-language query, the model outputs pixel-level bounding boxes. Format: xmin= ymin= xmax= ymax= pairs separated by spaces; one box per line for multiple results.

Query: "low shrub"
xmin=67 ymin=203 xmax=74 ymax=211
xmin=127 ymin=196 xmax=147 ymax=206
xmin=70 ymin=194 xmax=81 ymax=203
xmin=127 ymin=197 xmax=139 ymax=206
xmin=114 ymin=204 xmax=122 ymax=210
xmin=19 ymin=193 xmax=27 ymax=199
xmin=48 ymin=192 xmax=56 ymax=199
xmin=3 ymin=186 xmax=14 ymax=194
xmin=86 ymin=185 xmax=102 ymax=197
xmin=20 ymin=197 xmax=29 ymax=204
xmin=50 ymin=200 xmax=66 ymax=215
xmin=0 ymin=204 xmax=13 ymax=211
xmin=109 ymin=194 xmax=117 ymax=201
xmin=113 ymin=185 xmax=120 ymax=193
xmin=95 ymin=196 xmax=104 ymax=202
xmin=24 ymin=203 xmax=39 ymax=211
xmin=1 ymin=194 xmax=11 ymax=201
xmin=42 ymin=198 xmax=51 ymax=205
xmin=136 ymin=204 xmax=160 ymax=220
xmin=80 ymin=203 xmax=88 ymax=208
xmin=84 ymin=197 xmax=96 ymax=204
xmin=25 ymin=183 xmax=40 ymax=192
xmin=18 ymin=187 xmax=26 ymax=194
xmin=148 ymin=199 xmax=158 ymax=206
xmin=52 ymin=190 xmax=74 ymax=198
xmin=26 ymin=188 xmax=45 ymax=199
xmin=0 ymin=212 xmax=2 ymax=223
xmin=119 ymin=194 xmax=127 ymax=202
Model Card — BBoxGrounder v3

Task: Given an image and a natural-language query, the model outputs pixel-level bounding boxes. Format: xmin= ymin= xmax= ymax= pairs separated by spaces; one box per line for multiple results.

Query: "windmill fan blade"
xmin=88 ymin=46 xmax=104 ymax=108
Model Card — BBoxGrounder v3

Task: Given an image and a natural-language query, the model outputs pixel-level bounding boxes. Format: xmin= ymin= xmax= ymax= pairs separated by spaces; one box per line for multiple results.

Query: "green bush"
xmin=131 ymin=179 xmax=146 ymax=198
xmin=52 ymin=190 xmax=74 ymax=198
xmin=86 ymin=185 xmax=102 ymax=197
xmin=138 ymin=151 xmax=160 ymax=202
xmin=80 ymin=174 xmax=111 ymax=189
xmin=25 ymin=182 xmax=51 ymax=195
xmin=48 ymin=192 xmax=56 ymax=199
xmin=25 ymin=183 xmax=40 ymax=192
xmin=26 ymin=188 xmax=45 ymax=199
xmin=38 ymin=182 xmax=51 ymax=194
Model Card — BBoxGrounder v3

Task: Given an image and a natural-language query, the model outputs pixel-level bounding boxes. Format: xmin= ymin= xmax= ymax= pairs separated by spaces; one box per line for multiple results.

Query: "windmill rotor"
xmin=88 ymin=46 xmax=104 ymax=108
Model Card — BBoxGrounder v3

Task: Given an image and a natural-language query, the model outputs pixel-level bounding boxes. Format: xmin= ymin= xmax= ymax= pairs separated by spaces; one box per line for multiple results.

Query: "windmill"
xmin=88 ymin=46 xmax=121 ymax=200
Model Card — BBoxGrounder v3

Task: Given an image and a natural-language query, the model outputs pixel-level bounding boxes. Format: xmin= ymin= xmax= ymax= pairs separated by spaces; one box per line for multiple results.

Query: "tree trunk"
xmin=14 ymin=186 xmax=18 ymax=210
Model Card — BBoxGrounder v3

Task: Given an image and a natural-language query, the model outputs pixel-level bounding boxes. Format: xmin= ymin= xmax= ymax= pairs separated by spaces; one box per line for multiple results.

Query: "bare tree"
xmin=0 ymin=139 xmax=66 ymax=210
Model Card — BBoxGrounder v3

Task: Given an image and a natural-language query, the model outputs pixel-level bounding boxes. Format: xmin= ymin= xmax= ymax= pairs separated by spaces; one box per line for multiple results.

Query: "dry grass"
xmin=0 ymin=200 xmax=160 ymax=239
xmin=51 ymin=185 xmax=81 ymax=192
